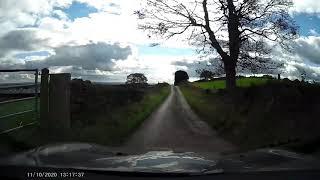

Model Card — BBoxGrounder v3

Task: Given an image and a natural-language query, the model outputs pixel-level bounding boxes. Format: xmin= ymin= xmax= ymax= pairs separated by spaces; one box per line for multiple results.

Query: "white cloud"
xmin=38 ymin=17 xmax=69 ymax=32
xmin=26 ymin=42 xmax=132 ymax=71
xmin=309 ymin=29 xmax=319 ymax=36
xmin=0 ymin=0 xmax=72 ymax=28
xmin=1 ymin=0 xmax=320 ymax=83
xmin=0 ymin=30 xmax=49 ymax=58
xmin=0 ymin=72 xmax=36 ymax=83
xmin=283 ymin=61 xmax=320 ymax=81
xmin=268 ymin=35 xmax=320 ymax=81
xmin=292 ymin=36 xmax=320 ymax=65
xmin=0 ymin=0 xmax=195 ymax=54
xmin=67 ymin=12 xmax=146 ymax=44
xmin=292 ymin=0 xmax=320 ymax=13
xmin=115 ymin=54 xmax=204 ymax=83
xmin=52 ymin=9 xmax=69 ymax=20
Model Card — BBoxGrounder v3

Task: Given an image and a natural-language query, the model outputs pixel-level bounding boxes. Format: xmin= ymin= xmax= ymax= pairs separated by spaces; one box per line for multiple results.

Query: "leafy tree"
xmin=135 ymin=0 xmax=298 ymax=90
xmin=196 ymin=69 xmax=214 ymax=80
xmin=126 ymin=73 xmax=148 ymax=84
xmin=174 ymin=70 xmax=189 ymax=85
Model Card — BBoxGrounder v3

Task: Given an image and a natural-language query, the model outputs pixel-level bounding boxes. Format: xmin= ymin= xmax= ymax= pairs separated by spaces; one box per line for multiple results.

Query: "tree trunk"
xmin=224 ymin=61 xmax=237 ymax=90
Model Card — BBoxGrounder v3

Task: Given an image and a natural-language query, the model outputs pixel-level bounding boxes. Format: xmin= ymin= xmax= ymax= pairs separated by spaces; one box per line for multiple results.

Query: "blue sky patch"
xmin=293 ymin=13 xmax=320 ymax=36
xmin=59 ymin=1 xmax=98 ymax=20
xmin=15 ymin=51 xmax=50 ymax=60
xmin=137 ymin=45 xmax=195 ymax=57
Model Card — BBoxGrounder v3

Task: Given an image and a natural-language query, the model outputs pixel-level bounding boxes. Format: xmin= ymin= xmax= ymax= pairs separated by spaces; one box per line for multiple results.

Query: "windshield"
xmin=0 ymin=0 xmax=320 ymax=174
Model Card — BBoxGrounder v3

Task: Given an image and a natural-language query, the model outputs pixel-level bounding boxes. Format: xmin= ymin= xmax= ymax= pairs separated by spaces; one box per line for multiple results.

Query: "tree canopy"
xmin=174 ymin=70 xmax=189 ymax=85
xmin=197 ymin=69 xmax=214 ymax=80
xmin=126 ymin=73 xmax=148 ymax=84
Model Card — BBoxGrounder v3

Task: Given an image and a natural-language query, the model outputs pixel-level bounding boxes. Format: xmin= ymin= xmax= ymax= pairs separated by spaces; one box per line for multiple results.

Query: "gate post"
xmin=34 ymin=69 xmax=39 ymax=120
xmin=48 ymin=73 xmax=71 ymax=130
xmin=40 ymin=68 xmax=49 ymax=128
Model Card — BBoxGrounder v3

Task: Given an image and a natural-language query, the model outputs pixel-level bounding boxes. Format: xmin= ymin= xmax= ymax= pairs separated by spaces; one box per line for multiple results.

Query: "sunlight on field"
xmin=192 ymin=77 xmax=270 ymax=89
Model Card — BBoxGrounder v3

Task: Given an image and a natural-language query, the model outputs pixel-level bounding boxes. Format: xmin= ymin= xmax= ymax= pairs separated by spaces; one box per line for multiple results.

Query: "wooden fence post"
xmin=34 ymin=69 xmax=39 ymax=120
xmin=40 ymin=68 xmax=49 ymax=129
xmin=48 ymin=73 xmax=71 ymax=130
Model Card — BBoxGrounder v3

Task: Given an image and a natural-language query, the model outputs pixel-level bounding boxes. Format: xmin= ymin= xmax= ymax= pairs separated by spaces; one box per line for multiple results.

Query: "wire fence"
xmin=0 ymin=69 xmax=39 ymax=134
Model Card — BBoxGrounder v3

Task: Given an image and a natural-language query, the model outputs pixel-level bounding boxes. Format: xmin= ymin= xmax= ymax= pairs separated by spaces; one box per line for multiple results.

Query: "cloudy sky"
xmin=0 ymin=0 xmax=320 ymax=83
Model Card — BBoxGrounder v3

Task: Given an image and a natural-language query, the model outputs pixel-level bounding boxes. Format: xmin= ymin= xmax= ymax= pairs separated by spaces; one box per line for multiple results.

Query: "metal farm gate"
xmin=0 ymin=69 xmax=39 ymax=134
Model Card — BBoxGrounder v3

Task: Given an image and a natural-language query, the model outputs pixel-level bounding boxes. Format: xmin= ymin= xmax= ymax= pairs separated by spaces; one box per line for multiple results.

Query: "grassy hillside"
xmin=193 ymin=77 xmax=270 ymax=89
xmin=181 ymin=79 xmax=320 ymax=154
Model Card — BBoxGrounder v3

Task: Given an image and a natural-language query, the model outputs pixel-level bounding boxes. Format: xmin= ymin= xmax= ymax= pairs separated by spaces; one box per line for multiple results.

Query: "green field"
xmin=0 ymin=98 xmax=37 ymax=132
xmin=192 ymin=77 xmax=270 ymax=89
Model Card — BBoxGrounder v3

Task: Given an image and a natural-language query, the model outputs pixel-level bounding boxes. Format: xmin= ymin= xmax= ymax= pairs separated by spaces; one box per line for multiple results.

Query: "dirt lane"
xmin=122 ymin=86 xmax=236 ymax=157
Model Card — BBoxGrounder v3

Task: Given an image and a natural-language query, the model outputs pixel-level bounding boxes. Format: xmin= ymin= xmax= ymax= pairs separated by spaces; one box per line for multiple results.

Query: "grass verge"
xmin=180 ymin=81 xmax=320 ymax=154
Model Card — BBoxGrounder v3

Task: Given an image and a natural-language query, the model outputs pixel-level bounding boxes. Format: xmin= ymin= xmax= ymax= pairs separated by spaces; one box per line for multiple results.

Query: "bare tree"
xmin=135 ymin=0 xmax=298 ymax=90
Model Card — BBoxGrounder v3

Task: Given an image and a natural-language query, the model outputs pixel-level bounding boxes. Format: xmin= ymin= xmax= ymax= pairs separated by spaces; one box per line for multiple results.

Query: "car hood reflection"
xmin=1 ymin=143 xmax=320 ymax=174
